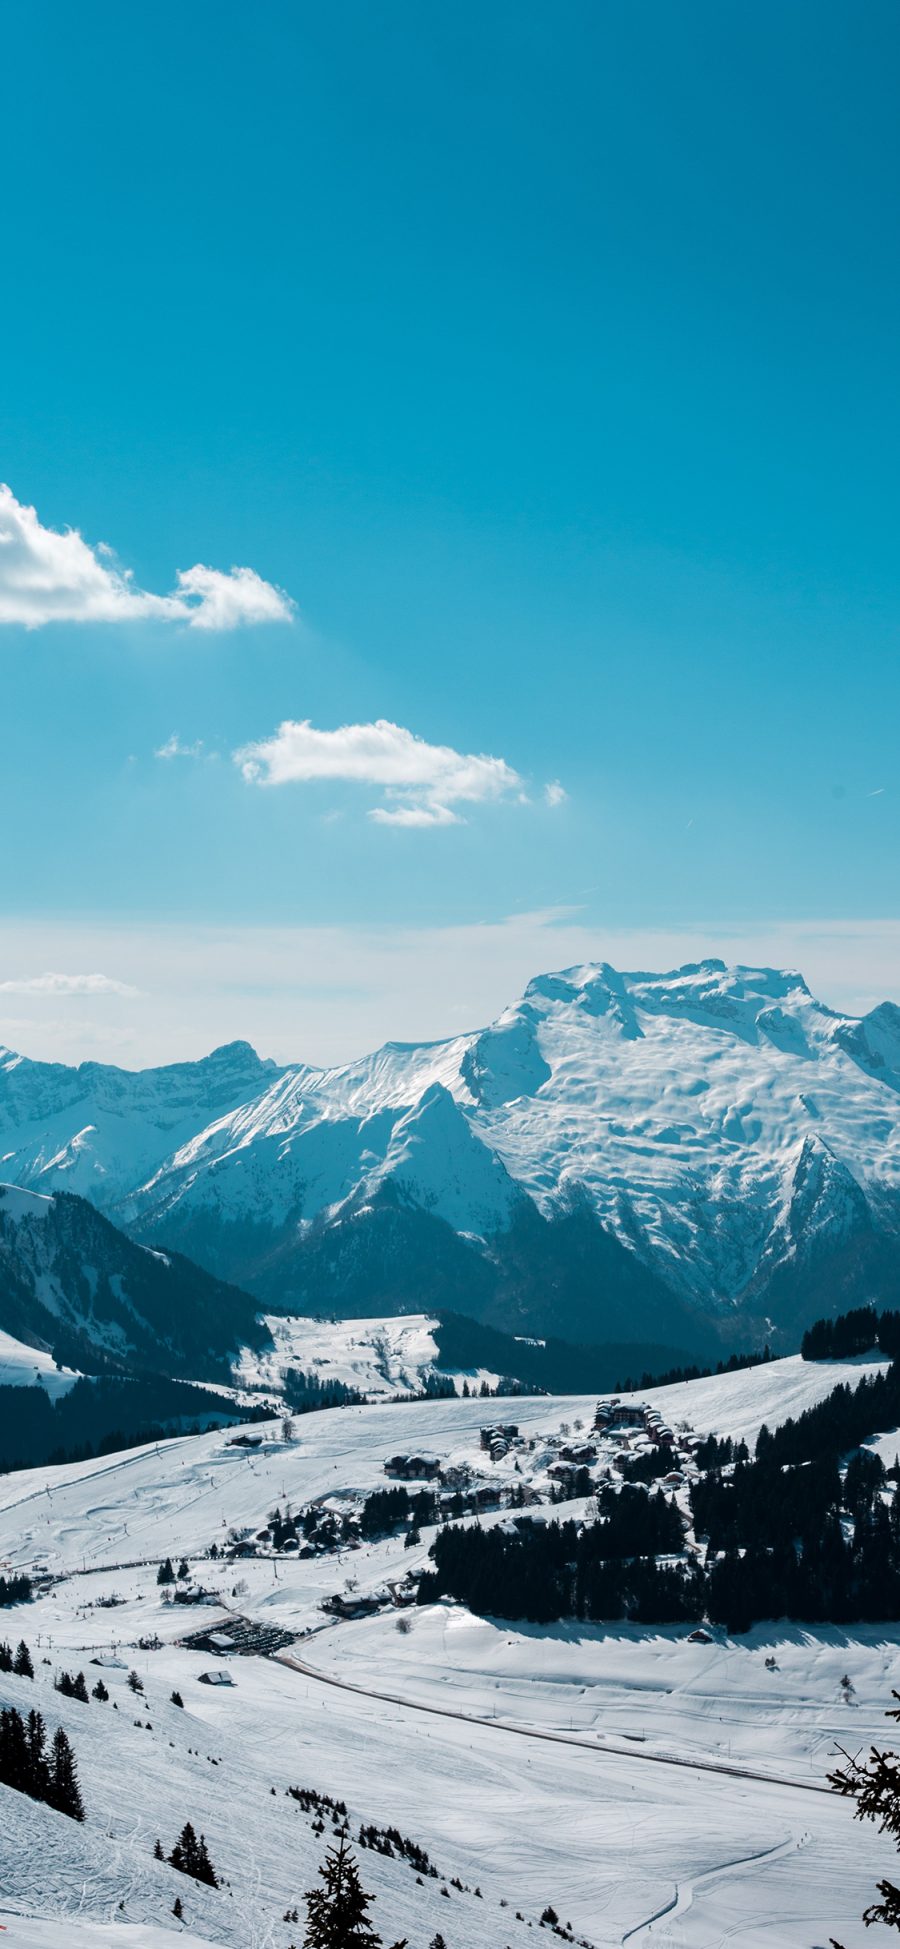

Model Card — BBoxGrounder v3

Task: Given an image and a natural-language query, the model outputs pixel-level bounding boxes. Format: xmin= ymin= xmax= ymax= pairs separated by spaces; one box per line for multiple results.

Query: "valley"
xmin=2 ymin=1353 xmax=899 ymax=1946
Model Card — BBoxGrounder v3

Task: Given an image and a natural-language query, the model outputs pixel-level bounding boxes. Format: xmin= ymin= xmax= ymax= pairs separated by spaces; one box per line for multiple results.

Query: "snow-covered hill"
xmin=1 ymin=1354 xmax=898 ymax=1949
xmin=234 ymin=1311 xmax=500 ymax=1400
xmin=4 ymin=959 xmax=900 ymax=1344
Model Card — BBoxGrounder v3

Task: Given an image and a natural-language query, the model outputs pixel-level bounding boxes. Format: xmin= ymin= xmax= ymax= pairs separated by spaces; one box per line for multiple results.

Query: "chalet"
xmin=559 ymin=1442 xmax=597 ymax=1465
xmin=384 ymin=1452 xmax=442 ymax=1481
xmin=198 ymin=1670 xmax=235 ymax=1686
xmin=322 ymin=1592 xmax=384 ymax=1620
xmin=479 ymin=1425 xmax=519 ymax=1451
xmin=614 ymin=1404 xmax=647 ymax=1429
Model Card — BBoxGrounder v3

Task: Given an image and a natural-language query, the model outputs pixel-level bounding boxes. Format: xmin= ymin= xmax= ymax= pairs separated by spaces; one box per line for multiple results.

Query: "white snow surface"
xmin=1 ymin=1355 xmax=899 ymax=1945
xmin=235 ymin=1311 xmax=498 ymax=1400
xmin=0 ymin=1328 xmax=79 ymax=1397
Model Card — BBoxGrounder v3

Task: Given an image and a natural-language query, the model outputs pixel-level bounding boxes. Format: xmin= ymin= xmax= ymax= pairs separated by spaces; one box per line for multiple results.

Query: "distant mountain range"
xmin=2 ymin=958 xmax=899 ymax=1349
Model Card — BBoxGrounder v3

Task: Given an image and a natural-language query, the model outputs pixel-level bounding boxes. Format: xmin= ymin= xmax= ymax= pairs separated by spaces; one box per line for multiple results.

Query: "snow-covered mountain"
xmin=0 ymin=1183 xmax=267 ymax=1380
xmin=3 ymin=959 xmax=900 ymax=1345
xmin=0 ymin=1039 xmax=281 ymax=1207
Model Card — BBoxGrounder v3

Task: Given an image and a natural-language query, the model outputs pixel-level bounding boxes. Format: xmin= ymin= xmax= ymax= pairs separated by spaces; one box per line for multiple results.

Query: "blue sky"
xmin=1 ymin=3 xmax=898 ymax=1063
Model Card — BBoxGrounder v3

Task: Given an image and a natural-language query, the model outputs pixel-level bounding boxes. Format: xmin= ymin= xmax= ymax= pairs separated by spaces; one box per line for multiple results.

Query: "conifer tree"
xmin=47 ymin=1726 xmax=85 ymax=1821
xmin=830 ymin=1688 xmax=900 ymax=1937
xmin=169 ymin=1821 xmax=219 ymax=1887
xmin=157 ymin=1558 xmax=175 ymax=1585
xmin=0 ymin=1705 xmax=29 ymax=1794
xmin=25 ymin=1710 xmax=49 ymax=1798
xmin=303 ymin=1831 xmax=382 ymax=1947
xmin=13 ymin=1640 xmax=33 ymax=1678
xmin=0 ymin=1641 xmax=11 ymax=1673
xmin=92 ymin=1679 xmax=109 ymax=1702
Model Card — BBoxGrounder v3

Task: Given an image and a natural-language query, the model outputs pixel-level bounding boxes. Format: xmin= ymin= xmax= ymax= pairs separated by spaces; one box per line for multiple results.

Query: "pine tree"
xmin=0 ymin=1641 xmax=11 ymax=1673
xmin=0 ymin=1705 xmax=30 ymax=1793
xmin=157 ymin=1557 xmax=175 ymax=1585
xmin=170 ymin=1690 xmax=184 ymax=1707
xmin=47 ymin=1725 xmax=85 ymax=1821
xmin=169 ymin=1821 xmax=219 ymax=1887
xmin=13 ymin=1640 xmax=33 ymax=1678
xmin=303 ymin=1832 xmax=382 ymax=1947
xmin=25 ymin=1710 xmax=49 ymax=1798
xmin=177 ymin=1559 xmax=190 ymax=1581
xmin=127 ymin=1670 xmax=143 ymax=1694
xmin=92 ymin=1679 xmax=109 ymax=1702
xmin=195 ymin=1834 xmax=219 ymax=1888
xmin=154 ymin=1838 xmax=164 ymax=1860
xmin=830 ymin=1687 xmax=900 ymax=1936
xmin=173 ymin=1896 xmax=184 ymax=1919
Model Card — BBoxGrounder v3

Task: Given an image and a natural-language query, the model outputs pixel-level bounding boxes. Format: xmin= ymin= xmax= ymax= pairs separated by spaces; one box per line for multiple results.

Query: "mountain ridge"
xmin=2 ymin=957 xmax=899 ymax=1345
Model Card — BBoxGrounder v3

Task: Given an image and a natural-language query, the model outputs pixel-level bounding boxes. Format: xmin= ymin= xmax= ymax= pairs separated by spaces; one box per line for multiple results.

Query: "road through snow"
xmin=278 ymin=1641 xmax=832 ymax=1797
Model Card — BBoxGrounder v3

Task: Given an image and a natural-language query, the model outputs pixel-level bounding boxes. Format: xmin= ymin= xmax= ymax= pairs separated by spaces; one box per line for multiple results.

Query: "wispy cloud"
xmin=0 ymin=484 xmax=294 ymax=631
xmin=235 ymin=717 xmax=525 ymax=826
xmin=2 ymin=915 xmax=900 ymax=1068
xmin=0 ymin=972 xmax=140 ymax=997
xmin=155 ymin=735 xmax=206 ymax=760
xmin=544 ymin=780 xmax=568 ymax=808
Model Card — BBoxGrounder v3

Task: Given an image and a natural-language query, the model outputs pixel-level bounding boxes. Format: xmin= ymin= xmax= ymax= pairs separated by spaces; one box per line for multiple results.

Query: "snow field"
xmin=0 ymin=1328 xmax=79 ymax=1399
xmin=234 ymin=1311 xmax=499 ymax=1402
xmin=2 ymin=1355 xmax=900 ymax=1946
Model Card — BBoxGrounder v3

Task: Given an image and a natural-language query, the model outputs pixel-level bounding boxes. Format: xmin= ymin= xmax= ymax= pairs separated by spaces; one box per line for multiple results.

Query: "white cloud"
xmin=0 ymin=972 xmax=140 ymax=997
xmin=155 ymin=735 xmax=205 ymax=760
xmin=369 ymin=802 xmax=461 ymax=828
xmin=173 ymin=564 xmax=293 ymax=631
xmin=544 ymin=780 xmax=567 ymax=808
xmin=0 ymin=484 xmax=294 ymax=631
xmin=235 ymin=717 xmax=523 ymax=826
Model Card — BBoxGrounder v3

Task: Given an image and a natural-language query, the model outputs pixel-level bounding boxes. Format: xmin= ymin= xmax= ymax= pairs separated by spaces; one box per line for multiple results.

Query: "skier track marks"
xmin=619 ymin=1829 xmax=810 ymax=1942
xmin=276 ymin=1647 xmax=832 ymax=1798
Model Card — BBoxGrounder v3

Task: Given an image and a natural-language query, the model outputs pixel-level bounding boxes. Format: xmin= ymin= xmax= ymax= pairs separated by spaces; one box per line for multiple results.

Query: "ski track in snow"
xmin=620 ymin=1830 xmax=810 ymax=1944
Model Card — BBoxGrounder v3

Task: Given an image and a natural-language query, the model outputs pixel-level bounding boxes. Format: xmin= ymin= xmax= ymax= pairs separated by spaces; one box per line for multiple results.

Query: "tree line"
xmin=0 ymin=1704 xmax=84 ymax=1819
xmin=0 ymin=1375 xmax=269 ymax=1474
xmin=417 ymin=1350 xmax=900 ymax=1632
xmin=802 ymin=1304 xmax=900 ymax=1362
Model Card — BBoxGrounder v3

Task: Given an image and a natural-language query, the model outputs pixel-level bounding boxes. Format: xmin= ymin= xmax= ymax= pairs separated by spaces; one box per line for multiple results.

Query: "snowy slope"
xmin=0 ymin=1352 xmax=885 ymax=1579
xmin=0 ymin=1326 xmax=79 ymax=1396
xmin=234 ymin=1311 xmax=499 ymax=1400
xmin=4 ymin=959 xmax=900 ymax=1341
xmin=1 ymin=1359 xmax=899 ymax=1949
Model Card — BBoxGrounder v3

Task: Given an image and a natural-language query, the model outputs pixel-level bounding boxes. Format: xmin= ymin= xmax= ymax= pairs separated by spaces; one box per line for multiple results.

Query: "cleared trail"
xmin=620 ymin=1830 xmax=810 ymax=1942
